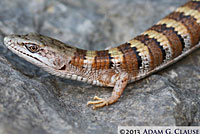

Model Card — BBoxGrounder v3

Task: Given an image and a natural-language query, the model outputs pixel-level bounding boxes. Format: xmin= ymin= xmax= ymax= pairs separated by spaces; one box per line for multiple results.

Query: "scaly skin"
xmin=4 ymin=0 xmax=200 ymax=109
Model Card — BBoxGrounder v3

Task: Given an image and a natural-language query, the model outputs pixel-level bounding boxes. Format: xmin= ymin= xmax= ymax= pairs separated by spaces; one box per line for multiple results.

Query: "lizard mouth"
xmin=4 ymin=35 xmax=48 ymax=67
xmin=4 ymin=36 xmax=21 ymax=53
xmin=10 ymin=45 xmax=44 ymax=64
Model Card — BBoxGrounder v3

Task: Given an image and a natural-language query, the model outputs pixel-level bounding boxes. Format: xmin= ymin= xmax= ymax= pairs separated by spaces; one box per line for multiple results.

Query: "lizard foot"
xmin=87 ymin=96 xmax=109 ymax=109
xmin=87 ymin=72 xmax=128 ymax=110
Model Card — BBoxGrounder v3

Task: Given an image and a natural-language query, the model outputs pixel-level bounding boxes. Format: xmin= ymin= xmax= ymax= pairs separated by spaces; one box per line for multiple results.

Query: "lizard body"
xmin=4 ymin=0 xmax=200 ymax=109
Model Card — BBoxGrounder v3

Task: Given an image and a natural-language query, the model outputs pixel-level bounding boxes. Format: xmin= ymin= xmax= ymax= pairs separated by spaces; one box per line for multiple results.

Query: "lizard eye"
xmin=25 ymin=44 xmax=40 ymax=53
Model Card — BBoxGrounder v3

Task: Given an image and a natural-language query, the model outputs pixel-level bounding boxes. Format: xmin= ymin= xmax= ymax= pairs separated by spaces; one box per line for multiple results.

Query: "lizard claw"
xmin=87 ymin=96 xmax=109 ymax=109
xmin=93 ymin=96 xmax=103 ymax=100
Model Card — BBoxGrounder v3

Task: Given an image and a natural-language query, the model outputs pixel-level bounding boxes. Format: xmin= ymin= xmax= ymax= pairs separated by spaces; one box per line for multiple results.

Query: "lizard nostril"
xmin=4 ymin=36 xmax=11 ymax=46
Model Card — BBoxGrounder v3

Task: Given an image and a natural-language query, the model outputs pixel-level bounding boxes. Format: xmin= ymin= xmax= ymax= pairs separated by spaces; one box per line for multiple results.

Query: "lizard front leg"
xmin=87 ymin=71 xmax=129 ymax=109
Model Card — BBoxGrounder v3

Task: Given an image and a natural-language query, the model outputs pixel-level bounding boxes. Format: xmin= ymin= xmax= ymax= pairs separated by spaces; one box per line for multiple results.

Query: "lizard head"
xmin=4 ymin=33 xmax=76 ymax=76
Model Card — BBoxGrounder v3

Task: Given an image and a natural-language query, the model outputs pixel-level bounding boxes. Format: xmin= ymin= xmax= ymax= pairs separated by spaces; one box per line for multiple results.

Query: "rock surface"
xmin=0 ymin=0 xmax=200 ymax=134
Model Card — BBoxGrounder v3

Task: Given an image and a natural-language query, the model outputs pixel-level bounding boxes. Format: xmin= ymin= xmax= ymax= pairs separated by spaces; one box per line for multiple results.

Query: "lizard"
xmin=3 ymin=0 xmax=200 ymax=109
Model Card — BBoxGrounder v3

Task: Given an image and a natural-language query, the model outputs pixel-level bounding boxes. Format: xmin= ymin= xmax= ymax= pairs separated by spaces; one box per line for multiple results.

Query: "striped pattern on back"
xmin=70 ymin=0 xmax=200 ymax=79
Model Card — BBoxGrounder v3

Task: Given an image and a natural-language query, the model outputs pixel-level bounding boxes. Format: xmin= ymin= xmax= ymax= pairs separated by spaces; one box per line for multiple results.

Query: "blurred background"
xmin=0 ymin=0 xmax=199 ymax=134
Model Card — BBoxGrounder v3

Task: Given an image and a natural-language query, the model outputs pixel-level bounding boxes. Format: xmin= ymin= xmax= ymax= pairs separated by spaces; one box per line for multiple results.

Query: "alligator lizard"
xmin=4 ymin=0 xmax=200 ymax=109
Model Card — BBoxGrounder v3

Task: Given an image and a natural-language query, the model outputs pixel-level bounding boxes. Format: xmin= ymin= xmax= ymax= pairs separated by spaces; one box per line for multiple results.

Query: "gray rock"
xmin=0 ymin=0 xmax=199 ymax=134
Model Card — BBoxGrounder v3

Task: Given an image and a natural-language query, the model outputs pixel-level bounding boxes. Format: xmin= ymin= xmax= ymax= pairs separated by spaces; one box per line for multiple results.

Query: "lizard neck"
xmin=69 ymin=48 xmax=113 ymax=70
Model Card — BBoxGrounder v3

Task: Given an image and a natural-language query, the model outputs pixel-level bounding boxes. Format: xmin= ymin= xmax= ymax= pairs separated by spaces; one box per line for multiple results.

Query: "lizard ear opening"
xmin=25 ymin=44 xmax=40 ymax=53
xmin=59 ymin=65 xmax=66 ymax=70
